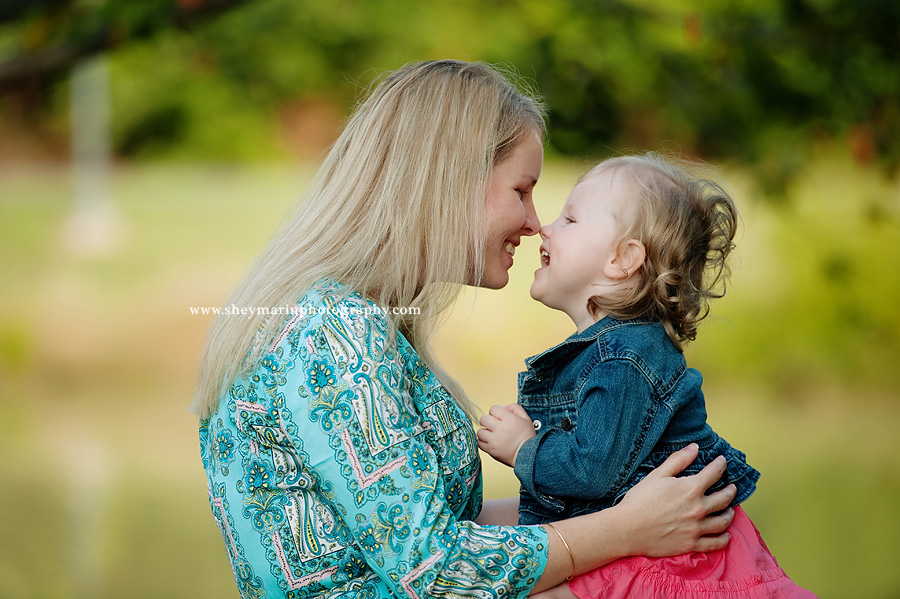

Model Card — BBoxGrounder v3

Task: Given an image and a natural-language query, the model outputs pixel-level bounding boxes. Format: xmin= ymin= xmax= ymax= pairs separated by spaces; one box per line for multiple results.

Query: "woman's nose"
xmin=523 ymin=200 xmax=541 ymax=236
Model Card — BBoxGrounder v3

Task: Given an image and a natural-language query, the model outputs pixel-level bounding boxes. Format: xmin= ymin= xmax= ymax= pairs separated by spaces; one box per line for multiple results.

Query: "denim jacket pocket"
xmin=518 ymin=390 xmax=578 ymax=434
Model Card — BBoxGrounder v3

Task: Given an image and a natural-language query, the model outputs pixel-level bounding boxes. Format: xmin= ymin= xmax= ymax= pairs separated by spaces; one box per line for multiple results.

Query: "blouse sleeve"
xmin=269 ymin=294 xmax=548 ymax=598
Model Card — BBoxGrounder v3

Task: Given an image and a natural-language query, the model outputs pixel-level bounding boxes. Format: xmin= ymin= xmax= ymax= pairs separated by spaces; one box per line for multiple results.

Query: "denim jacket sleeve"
xmin=514 ymin=357 xmax=674 ymax=506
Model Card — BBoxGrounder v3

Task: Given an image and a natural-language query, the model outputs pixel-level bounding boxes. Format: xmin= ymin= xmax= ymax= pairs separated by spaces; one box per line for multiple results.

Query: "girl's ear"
xmin=604 ymin=239 xmax=646 ymax=280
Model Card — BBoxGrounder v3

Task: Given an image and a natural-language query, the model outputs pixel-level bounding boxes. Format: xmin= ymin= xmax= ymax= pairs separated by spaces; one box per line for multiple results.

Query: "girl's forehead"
xmin=570 ymin=169 xmax=631 ymax=209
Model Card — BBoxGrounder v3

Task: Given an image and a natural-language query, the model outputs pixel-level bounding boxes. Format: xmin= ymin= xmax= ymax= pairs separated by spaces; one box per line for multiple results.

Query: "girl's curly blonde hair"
xmin=586 ymin=152 xmax=739 ymax=351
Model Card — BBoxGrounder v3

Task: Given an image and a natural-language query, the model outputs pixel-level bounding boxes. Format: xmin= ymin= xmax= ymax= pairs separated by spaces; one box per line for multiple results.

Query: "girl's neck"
xmin=572 ymin=309 xmax=604 ymax=334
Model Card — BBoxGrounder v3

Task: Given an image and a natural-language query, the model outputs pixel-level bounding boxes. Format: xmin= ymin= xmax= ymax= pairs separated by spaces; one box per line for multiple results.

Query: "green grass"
xmin=0 ymin=149 xmax=897 ymax=598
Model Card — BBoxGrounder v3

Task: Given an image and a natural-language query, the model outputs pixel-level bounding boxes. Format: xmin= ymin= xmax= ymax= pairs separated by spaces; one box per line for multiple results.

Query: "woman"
xmin=193 ymin=60 xmax=736 ymax=599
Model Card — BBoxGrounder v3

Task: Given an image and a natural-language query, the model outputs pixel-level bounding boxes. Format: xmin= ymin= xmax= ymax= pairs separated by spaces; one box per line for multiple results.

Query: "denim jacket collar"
xmin=524 ymin=315 xmax=656 ymax=374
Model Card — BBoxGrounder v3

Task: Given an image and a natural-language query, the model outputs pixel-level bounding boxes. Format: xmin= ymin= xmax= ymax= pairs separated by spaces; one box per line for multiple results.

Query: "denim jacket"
xmin=513 ymin=316 xmax=760 ymax=525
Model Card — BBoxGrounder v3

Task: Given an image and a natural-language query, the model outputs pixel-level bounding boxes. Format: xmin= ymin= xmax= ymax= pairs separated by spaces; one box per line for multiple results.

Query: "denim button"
xmin=560 ymin=417 xmax=572 ymax=431
xmin=532 ymin=419 xmax=542 ymax=431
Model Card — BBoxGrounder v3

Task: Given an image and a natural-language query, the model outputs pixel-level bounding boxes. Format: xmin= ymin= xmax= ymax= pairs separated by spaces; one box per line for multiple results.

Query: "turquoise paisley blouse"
xmin=200 ymin=280 xmax=548 ymax=598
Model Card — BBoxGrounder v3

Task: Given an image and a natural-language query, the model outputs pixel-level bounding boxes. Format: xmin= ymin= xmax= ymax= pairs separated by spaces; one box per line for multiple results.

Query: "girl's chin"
xmin=530 ymin=268 xmax=548 ymax=295
xmin=530 ymin=281 xmax=562 ymax=312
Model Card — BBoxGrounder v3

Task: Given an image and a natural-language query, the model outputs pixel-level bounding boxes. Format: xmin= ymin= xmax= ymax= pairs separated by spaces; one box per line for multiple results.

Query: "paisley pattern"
xmin=200 ymin=280 xmax=548 ymax=598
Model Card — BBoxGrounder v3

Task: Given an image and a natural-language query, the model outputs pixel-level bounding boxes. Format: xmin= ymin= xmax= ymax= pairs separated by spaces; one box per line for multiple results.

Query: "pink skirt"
xmin=568 ymin=506 xmax=817 ymax=599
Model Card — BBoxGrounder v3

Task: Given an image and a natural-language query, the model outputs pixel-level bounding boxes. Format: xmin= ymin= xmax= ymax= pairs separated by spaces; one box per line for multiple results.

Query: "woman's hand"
xmin=614 ymin=443 xmax=736 ymax=557
xmin=529 ymin=444 xmax=735 ymax=594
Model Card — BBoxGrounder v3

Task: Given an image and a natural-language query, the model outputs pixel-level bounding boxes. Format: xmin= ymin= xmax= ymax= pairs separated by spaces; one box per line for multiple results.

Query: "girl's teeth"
xmin=504 ymin=242 xmax=515 ymax=256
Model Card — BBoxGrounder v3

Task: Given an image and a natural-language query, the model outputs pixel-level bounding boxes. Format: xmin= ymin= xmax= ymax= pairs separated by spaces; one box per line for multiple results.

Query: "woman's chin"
xmin=479 ymin=271 xmax=509 ymax=290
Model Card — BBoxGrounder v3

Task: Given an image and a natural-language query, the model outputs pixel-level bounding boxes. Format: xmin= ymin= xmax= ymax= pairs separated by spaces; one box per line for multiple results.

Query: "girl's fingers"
xmin=505 ymin=403 xmax=531 ymax=419
xmin=479 ymin=414 xmax=500 ymax=431
xmin=489 ymin=404 xmax=514 ymax=419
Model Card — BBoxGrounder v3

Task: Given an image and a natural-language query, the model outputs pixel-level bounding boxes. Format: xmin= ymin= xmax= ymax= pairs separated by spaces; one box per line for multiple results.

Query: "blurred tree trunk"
xmin=62 ymin=55 xmax=125 ymax=257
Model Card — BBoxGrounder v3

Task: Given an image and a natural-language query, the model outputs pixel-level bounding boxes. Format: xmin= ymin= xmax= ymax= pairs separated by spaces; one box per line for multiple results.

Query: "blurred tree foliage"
xmin=0 ymin=0 xmax=252 ymax=87
xmin=1 ymin=0 xmax=898 ymax=182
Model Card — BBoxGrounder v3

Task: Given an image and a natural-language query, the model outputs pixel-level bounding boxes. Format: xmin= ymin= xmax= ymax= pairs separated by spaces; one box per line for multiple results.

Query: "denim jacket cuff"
xmin=514 ymin=431 xmax=565 ymax=512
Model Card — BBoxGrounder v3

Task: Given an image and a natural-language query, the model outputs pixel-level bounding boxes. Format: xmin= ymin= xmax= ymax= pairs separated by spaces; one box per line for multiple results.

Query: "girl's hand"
xmin=477 ymin=404 xmax=536 ymax=467
xmin=615 ymin=443 xmax=736 ymax=557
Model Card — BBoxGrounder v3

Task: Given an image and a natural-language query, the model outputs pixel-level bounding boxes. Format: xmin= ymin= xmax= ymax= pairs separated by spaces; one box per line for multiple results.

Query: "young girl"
xmin=477 ymin=153 xmax=816 ymax=598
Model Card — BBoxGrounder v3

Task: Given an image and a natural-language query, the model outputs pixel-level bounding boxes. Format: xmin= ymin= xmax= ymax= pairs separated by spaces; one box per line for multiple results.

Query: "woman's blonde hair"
xmin=192 ymin=60 xmax=545 ymax=420
xmin=585 ymin=153 xmax=738 ymax=351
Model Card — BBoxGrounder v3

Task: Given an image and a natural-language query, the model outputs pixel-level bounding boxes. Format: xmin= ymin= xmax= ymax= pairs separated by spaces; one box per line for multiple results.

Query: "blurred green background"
xmin=1 ymin=1 xmax=898 ymax=597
